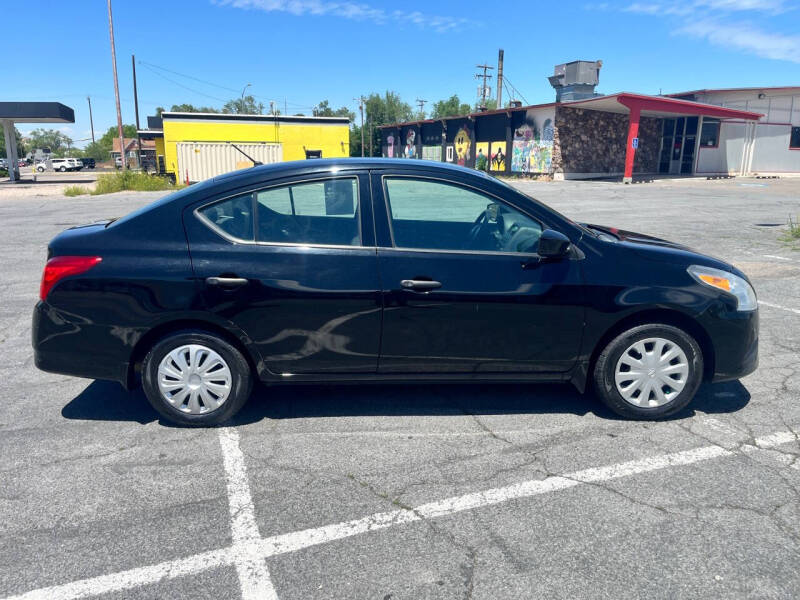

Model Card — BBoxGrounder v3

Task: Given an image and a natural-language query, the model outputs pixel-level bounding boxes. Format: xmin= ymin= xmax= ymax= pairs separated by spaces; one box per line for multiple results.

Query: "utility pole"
xmin=354 ymin=97 xmax=365 ymax=157
xmin=474 ymin=63 xmax=494 ymax=109
xmin=87 ymin=96 xmax=95 ymax=144
xmin=132 ymin=55 xmax=142 ymax=169
xmin=415 ymin=98 xmax=427 ymax=119
xmin=496 ymin=49 xmax=504 ymax=109
xmin=107 ymin=0 xmax=126 ymax=169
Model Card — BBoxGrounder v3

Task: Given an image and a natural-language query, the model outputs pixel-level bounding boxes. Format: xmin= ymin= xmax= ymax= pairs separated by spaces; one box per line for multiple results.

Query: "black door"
xmin=184 ymin=172 xmax=382 ymax=375
xmin=371 ymin=172 xmax=585 ymax=374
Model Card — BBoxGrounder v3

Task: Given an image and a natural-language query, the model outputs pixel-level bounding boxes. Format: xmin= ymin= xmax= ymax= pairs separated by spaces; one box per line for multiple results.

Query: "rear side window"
xmin=256 ymin=178 xmax=360 ymax=246
xmin=198 ymin=193 xmax=254 ymax=241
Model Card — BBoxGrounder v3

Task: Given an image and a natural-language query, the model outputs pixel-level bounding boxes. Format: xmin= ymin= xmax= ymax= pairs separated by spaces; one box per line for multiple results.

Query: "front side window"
xmin=198 ymin=193 xmax=254 ymax=241
xmin=256 ymin=178 xmax=360 ymax=246
xmin=384 ymin=177 xmax=542 ymax=254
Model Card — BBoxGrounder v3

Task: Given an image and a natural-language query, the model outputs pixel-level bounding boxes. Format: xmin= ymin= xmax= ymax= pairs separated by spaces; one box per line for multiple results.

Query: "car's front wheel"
xmin=593 ymin=323 xmax=703 ymax=419
xmin=141 ymin=330 xmax=253 ymax=426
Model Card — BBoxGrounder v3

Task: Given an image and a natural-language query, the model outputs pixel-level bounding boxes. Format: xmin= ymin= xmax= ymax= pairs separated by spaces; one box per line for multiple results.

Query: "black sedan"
xmin=33 ymin=159 xmax=758 ymax=426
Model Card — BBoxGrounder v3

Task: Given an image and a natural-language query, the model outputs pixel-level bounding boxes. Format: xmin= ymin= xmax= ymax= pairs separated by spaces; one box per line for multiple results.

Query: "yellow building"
xmin=139 ymin=112 xmax=350 ymax=182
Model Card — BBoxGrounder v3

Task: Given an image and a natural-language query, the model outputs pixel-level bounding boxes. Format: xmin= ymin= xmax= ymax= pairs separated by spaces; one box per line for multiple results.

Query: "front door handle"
xmin=400 ymin=279 xmax=442 ymax=291
xmin=205 ymin=276 xmax=249 ymax=288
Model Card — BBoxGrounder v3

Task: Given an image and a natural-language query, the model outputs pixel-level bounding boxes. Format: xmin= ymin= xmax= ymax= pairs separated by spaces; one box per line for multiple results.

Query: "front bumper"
xmin=704 ymin=306 xmax=759 ymax=382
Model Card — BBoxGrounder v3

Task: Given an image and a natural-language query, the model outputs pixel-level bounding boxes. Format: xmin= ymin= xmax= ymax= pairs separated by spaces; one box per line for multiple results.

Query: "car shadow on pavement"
xmin=61 ymin=379 xmax=751 ymax=427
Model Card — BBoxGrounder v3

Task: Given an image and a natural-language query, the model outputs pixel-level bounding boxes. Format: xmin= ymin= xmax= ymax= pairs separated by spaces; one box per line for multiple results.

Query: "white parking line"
xmin=3 ymin=428 xmax=796 ymax=600
xmin=218 ymin=427 xmax=279 ymax=600
xmin=763 ymin=254 xmax=796 ymax=262
xmin=758 ymin=300 xmax=800 ymax=315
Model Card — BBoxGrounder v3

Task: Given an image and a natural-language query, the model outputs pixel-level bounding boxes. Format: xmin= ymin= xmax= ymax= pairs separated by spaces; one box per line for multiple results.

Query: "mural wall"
xmin=475 ymin=142 xmax=490 ymax=171
xmin=403 ymin=128 xmax=418 ymax=159
xmin=422 ymin=145 xmax=442 ymax=161
xmin=454 ymin=126 xmax=472 ymax=167
xmin=386 ymin=134 xmax=396 ymax=158
xmin=489 ymin=141 xmax=506 ymax=171
xmin=511 ymin=111 xmax=553 ymax=174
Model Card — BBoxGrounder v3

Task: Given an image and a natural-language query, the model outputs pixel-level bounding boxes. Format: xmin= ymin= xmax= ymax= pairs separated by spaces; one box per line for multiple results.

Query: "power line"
xmin=138 ymin=60 xmax=241 ymax=94
xmin=502 ymin=75 xmax=529 ymax=105
xmin=138 ymin=63 xmax=229 ymax=103
xmin=415 ymin=98 xmax=427 ymax=117
xmin=137 ymin=59 xmax=316 ymax=111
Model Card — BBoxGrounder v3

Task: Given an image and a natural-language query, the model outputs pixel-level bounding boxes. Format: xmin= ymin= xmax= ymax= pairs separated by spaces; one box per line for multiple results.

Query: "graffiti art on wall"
xmin=445 ymin=145 xmax=454 ymax=162
xmin=422 ymin=145 xmax=442 ymax=161
xmin=387 ymin=135 xmax=395 ymax=158
xmin=404 ymin=129 xmax=417 ymax=158
xmin=511 ymin=114 xmax=553 ymax=173
xmin=489 ymin=141 xmax=506 ymax=171
xmin=475 ymin=142 xmax=489 ymax=171
xmin=454 ymin=126 xmax=471 ymax=166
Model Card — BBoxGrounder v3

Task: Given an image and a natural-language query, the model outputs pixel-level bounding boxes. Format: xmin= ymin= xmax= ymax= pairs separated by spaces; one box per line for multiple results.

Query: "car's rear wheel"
xmin=593 ymin=324 xmax=703 ymax=419
xmin=141 ymin=330 xmax=252 ymax=426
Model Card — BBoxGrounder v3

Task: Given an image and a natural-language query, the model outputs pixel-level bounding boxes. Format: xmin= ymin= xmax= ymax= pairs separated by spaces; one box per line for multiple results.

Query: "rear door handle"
xmin=400 ymin=279 xmax=442 ymax=291
xmin=205 ymin=276 xmax=249 ymax=288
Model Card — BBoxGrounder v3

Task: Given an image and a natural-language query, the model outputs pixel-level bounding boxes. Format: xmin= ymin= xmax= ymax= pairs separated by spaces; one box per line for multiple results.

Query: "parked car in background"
xmin=69 ymin=158 xmax=83 ymax=171
xmin=32 ymin=158 xmax=758 ymax=426
xmin=114 ymin=156 xmax=123 ymax=169
xmin=35 ymin=161 xmax=47 ymax=172
xmin=50 ymin=158 xmax=72 ymax=172
xmin=0 ymin=158 xmax=7 ymax=169
xmin=81 ymin=158 xmax=96 ymax=169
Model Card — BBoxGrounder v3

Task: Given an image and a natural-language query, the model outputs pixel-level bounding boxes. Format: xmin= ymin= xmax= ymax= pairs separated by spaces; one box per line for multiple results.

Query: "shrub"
xmin=91 ymin=171 xmax=183 ymax=195
xmin=779 ymin=215 xmax=800 ymax=248
xmin=64 ymin=185 xmax=91 ymax=196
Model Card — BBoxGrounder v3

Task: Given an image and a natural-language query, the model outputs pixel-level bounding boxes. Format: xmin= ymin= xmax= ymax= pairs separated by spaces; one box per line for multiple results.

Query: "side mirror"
xmin=537 ymin=229 xmax=571 ymax=259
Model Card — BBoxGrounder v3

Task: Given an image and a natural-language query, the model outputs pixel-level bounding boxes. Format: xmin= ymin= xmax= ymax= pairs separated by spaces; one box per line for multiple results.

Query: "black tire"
xmin=593 ymin=323 xmax=703 ymax=420
xmin=59 ymin=166 xmax=66 ymax=172
xmin=141 ymin=330 xmax=252 ymax=426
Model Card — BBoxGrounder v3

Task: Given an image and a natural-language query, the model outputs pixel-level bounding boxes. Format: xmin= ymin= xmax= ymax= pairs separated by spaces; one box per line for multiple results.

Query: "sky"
xmin=3 ymin=0 xmax=799 ymax=148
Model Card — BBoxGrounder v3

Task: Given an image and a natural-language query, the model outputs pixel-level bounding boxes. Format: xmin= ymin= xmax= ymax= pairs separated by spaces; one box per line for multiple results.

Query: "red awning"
xmin=563 ymin=92 xmax=763 ymax=121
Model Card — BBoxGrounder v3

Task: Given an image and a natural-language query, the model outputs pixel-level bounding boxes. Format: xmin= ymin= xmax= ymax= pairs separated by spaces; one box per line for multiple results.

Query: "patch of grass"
xmin=779 ymin=215 xmax=800 ymax=250
xmin=64 ymin=185 xmax=91 ymax=196
xmin=91 ymin=171 xmax=183 ymax=195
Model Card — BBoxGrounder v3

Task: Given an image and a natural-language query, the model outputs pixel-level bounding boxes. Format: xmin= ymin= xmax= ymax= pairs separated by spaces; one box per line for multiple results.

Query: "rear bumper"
xmin=32 ymin=302 xmax=129 ymax=385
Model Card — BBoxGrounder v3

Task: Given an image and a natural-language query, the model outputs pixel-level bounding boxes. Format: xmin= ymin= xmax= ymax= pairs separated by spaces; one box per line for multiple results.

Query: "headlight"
xmin=688 ymin=265 xmax=757 ymax=311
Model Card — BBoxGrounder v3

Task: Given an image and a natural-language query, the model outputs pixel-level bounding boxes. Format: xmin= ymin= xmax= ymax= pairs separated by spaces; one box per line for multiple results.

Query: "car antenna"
xmin=227 ymin=143 xmax=263 ymax=166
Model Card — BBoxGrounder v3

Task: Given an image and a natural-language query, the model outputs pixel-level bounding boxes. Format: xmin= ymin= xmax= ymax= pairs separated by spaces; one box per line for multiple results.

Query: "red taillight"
xmin=39 ymin=256 xmax=102 ymax=301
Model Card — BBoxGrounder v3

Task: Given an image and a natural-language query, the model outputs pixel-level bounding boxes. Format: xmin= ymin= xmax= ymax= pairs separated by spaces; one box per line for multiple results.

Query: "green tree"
xmin=170 ymin=103 xmax=219 ymax=113
xmin=313 ymin=100 xmax=355 ymax=122
xmin=0 ymin=126 xmax=24 ymax=158
xmin=364 ymin=92 xmax=412 ymax=157
xmin=83 ymin=141 xmax=110 ymax=162
xmin=155 ymin=106 xmax=165 ymax=116
xmin=25 ymin=128 xmax=71 ymax=155
xmin=430 ymin=95 xmax=472 ymax=119
xmin=222 ymin=95 xmax=265 ymax=115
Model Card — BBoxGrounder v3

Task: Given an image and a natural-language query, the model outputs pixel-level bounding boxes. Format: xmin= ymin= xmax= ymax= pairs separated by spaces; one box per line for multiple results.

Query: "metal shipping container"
xmin=176 ymin=142 xmax=282 ymax=182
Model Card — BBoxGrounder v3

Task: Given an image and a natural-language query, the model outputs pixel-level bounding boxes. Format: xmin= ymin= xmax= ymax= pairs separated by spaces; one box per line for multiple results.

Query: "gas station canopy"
xmin=1 ymin=102 xmax=75 ymax=182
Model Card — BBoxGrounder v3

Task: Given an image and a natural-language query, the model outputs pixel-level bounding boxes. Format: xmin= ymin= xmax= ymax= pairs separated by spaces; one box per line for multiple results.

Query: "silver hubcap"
xmin=157 ymin=344 xmax=232 ymax=414
xmin=614 ymin=337 xmax=689 ymax=408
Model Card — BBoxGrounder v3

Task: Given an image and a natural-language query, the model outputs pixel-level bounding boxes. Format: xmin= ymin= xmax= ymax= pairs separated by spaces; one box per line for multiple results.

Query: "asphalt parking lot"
xmin=1 ymin=176 xmax=799 ymax=599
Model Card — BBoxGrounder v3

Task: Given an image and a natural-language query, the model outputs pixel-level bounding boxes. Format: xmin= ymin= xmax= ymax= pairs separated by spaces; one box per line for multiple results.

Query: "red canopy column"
xmin=622 ymin=105 xmax=640 ymax=184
